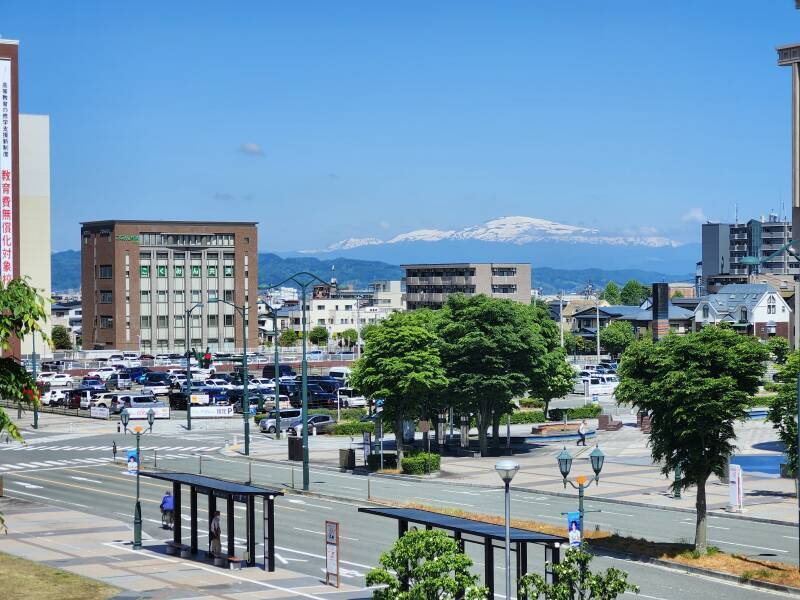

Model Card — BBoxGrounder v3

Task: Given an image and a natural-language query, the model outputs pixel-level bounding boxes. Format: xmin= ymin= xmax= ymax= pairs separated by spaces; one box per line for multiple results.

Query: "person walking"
xmin=577 ymin=419 xmax=587 ymax=446
xmin=209 ymin=510 xmax=222 ymax=558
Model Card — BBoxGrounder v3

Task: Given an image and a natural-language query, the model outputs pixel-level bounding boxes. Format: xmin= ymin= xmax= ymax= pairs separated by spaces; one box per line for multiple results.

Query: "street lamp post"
xmin=264 ymin=272 xmax=327 ymax=491
xmin=185 ymin=303 xmax=204 ymax=431
xmin=32 ymin=332 xmax=38 ymax=429
xmin=209 ymin=298 xmax=251 ymax=456
xmin=495 ymin=460 xmax=520 ymax=600
xmin=557 ymin=445 xmax=605 ymax=533
xmin=121 ymin=407 xmax=156 ymax=550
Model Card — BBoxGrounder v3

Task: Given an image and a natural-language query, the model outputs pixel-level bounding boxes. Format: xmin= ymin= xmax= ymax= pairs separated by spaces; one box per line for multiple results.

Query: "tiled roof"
xmin=703 ymin=284 xmax=776 ymax=315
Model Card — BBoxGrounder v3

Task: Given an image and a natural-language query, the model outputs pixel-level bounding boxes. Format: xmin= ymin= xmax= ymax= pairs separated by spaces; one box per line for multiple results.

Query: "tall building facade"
xmin=81 ymin=220 xmax=258 ymax=352
xmin=403 ymin=263 xmax=531 ymax=310
xmin=701 ymin=215 xmax=796 ymax=281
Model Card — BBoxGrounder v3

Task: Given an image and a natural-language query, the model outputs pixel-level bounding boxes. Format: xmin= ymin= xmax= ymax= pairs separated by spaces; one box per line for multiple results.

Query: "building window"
xmin=208 ymin=315 xmax=219 ymax=327
xmin=191 ymin=265 xmax=201 ymax=278
xmin=99 ymin=265 xmax=113 ymax=279
xmin=702 ymin=305 xmax=709 ymax=319
xmin=224 ymin=265 xmax=234 ymax=277
xmin=768 ymin=297 xmax=777 ymax=315
xmin=140 ymin=316 xmax=151 ymax=328
xmin=157 ymin=291 xmax=168 ymax=303
xmin=157 ymin=315 xmax=168 ymax=328
xmin=224 ymin=314 xmax=235 ymax=326
xmin=175 ymin=290 xmax=185 ymax=303
xmin=491 ymin=284 xmax=517 ymax=294
xmin=208 ymin=266 xmax=218 ymax=277
xmin=191 ymin=290 xmax=202 ymax=303
xmin=317 ymin=305 xmax=325 ymax=311
xmin=317 ymin=319 xmax=325 ymax=325
xmin=175 ymin=315 xmax=184 ymax=327
xmin=100 ymin=290 xmax=113 ymax=304
xmin=100 ymin=316 xmax=113 ymax=329
xmin=174 ymin=265 xmax=184 ymax=277
xmin=740 ymin=308 xmax=748 ymax=322
xmin=492 ymin=268 xmax=517 ymax=277
xmin=208 ymin=291 xmax=218 ymax=302
xmin=157 ymin=265 xmax=167 ymax=278
xmin=140 ymin=291 xmax=151 ymax=303
xmin=224 ymin=290 xmax=234 ymax=302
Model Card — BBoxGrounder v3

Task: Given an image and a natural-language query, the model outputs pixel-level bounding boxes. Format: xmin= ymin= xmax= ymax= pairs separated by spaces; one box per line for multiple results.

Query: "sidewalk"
xmin=0 ymin=497 xmax=369 ymax=599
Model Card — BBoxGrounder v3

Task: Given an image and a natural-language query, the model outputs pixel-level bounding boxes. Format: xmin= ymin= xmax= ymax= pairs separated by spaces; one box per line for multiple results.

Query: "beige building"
xmin=403 ymin=263 xmax=531 ymax=309
xmin=19 ymin=114 xmax=51 ymax=355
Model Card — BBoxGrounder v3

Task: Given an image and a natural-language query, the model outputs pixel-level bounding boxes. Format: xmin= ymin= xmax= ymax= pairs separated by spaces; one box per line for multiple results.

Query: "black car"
xmin=297 ymin=376 xmax=342 ymax=395
xmin=262 ymin=364 xmax=296 ymax=379
xmin=287 ymin=384 xmax=337 ymax=409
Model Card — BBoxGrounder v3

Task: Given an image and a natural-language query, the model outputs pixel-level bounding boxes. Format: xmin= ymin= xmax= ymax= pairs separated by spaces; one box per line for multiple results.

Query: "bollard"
xmin=154 ymin=449 xmax=157 ymax=468
xmin=367 ymin=477 xmax=371 ymax=501
xmin=291 ymin=467 xmax=295 ymax=489
xmin=248 ymin=460 xmax=252 ymax=485
xmin=199 ymin=455 xmax=203 ymax=475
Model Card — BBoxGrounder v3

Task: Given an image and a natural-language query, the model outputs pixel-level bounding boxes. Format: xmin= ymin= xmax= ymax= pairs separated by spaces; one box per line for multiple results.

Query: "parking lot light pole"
xmin=210 ymin=298 xmax=251 ymax=456
xmin=266 ymin=303 xmax=281 ymax=438
xmin=32 ymin=332 xmax=38 ymax=429
xmin=185 ymin=302 xmax=204 ymax=431
xmin=264 ymin=272 xmax=327 ymax=491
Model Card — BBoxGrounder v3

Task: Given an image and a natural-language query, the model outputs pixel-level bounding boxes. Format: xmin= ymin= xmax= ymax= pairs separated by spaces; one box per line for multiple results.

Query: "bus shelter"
xmin=142 ymin=472 xmax=283 ymax=569
xmin=358 ymin=506 xmax=565 ymax=597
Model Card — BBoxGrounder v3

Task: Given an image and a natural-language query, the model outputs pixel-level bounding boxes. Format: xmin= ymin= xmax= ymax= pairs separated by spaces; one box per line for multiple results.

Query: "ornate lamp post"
xmin=184 ymin=302 xmax=204 ymax=431
xmin=122 ymin=407 xmax=156 ymax=550
xmin=557 ymin=445 xmax=605 ymax=532
xmin=495 ymin=459 xmax=520 ymax=600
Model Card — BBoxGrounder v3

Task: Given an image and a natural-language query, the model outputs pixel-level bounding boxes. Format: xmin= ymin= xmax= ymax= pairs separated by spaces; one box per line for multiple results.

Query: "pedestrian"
xmin=209 ymin=510 xmax=221 ymax=558
xmin=577 ymin=419 xmax=587 ymax=446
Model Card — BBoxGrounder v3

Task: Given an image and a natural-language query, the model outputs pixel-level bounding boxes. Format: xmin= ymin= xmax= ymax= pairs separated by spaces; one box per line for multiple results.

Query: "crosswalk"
xmin=0 ymin=457 xmax=112 ymax=472
xmin=0 ymin=444 xmax=220 ymax=453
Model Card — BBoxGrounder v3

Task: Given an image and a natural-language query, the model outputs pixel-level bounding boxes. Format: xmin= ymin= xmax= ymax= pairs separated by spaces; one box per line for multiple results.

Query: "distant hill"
xmin=51 ymin=250 xmax=691 ymax=294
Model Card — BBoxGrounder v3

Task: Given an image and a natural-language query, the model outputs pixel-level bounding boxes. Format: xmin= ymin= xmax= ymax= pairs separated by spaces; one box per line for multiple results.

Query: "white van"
xmin=328 ymin=367 xmax=352 ymax=382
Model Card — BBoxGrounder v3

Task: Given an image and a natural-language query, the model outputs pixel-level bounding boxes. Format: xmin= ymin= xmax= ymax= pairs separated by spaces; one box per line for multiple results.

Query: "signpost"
xmin=325 ymin=520 xmax=339 ymax=587
xmin=728 ymin=463 xmax=744 ymax=512
xmin=362 ymin=431 xmax=371 ymax=466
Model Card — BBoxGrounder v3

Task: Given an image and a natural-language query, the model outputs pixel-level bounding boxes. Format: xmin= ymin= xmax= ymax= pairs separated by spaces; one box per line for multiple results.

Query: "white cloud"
xmin=681 ymin=207 xmax=707 ymax=223
xmin=239 ymin=142 xmax=264 ymax=156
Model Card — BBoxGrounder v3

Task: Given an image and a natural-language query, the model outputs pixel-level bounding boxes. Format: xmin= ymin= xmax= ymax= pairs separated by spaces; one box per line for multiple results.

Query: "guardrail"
xmin=0 ymin=397 xmax=120 ymax=420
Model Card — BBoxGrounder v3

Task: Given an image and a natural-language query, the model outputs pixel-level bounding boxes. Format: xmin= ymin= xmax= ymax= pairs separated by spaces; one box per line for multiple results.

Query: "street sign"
xmin=729 ymin=464 xmax=744 ymax=511
xmin=362 ymin=431 xmax=372 ymax=461
xmin=325 ymin=520 xmax=339 ymax=587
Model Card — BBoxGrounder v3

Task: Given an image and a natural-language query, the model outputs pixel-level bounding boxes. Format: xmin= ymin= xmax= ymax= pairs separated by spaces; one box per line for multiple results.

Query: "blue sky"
xmin=4 ymin=1 xmax=799 ymax=252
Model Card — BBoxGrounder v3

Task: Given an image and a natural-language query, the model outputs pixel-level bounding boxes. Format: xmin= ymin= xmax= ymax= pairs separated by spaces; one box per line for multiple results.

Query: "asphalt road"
xmin=0 ymin=430 xmax=795 ymax=599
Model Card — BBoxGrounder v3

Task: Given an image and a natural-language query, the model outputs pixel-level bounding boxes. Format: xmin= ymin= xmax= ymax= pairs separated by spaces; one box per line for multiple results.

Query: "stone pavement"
xmin=0 ymin=498 xmax=369 ymax=599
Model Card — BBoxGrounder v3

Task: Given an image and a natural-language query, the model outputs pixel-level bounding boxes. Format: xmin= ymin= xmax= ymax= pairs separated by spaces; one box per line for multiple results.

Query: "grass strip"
xmin=380 ymin=500 xmax=800 ymax=589
xmin=0 ymin=551 xmax=119 ymax=600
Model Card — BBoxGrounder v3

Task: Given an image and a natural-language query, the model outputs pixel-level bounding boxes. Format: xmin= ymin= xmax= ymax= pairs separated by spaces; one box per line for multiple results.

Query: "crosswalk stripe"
xmin=15 ymin=463 xmax=38 ymax=468
xmin=4 ymin=464 xmax=24 ymax=469
xmin=29 ymin=462 xmax=51 ymax=467
xmin=44 ymin=460 xmax=65 ymax=465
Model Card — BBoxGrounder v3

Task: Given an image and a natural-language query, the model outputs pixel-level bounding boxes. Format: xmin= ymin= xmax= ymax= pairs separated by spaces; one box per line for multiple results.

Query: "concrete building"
xmin=694 ymin=283 xmax=790 ymax=340
xmin=403 ymin=263 xmax=531 ymax=310
xmin=51 ymin=300 xmax=81 ymax=347
xmin=19 ymin=113 xmax=51 ymax=355
xmin=81 ymin=220 xmax=258 ymax=352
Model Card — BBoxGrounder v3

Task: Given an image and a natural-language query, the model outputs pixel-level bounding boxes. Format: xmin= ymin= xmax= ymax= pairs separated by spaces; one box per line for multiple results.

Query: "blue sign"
xmin=126 ymin=449 xmax=139 ymax=474
xmin=249 ymin=405 xmax=257 ymax=415
xmin=566 ymin=511 xmax=581 ymax=548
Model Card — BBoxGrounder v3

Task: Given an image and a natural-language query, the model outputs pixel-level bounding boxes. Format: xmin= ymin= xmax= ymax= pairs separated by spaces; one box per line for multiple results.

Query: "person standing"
xmin=209 ymin=510 xmax=222 ymax=558
xmin=577 ymin=419 xmax=587 ymax=446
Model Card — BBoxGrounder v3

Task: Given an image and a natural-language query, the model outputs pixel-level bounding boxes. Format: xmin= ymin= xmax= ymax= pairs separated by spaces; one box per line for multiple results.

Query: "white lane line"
xmin=709 ymin=539 xmax=788 ymax=553
xmin=274 ymin=544 xmax=374 ymax=570
xmin=29 ymin=462 xmax=53 ymax=467
xmin=677 ymin=522 xmax=730 ymax=531
xmin=293 ymin=527 xmax=359 ymax=542
xmin=413 ymin=496 xmax=475 ymax=508
xmin=513 ymin=498 xmax=551 ymax=506
xmin=4 ymin=489 xmax=89 ymax=508
xmin=624 ymin=593 xmax=668 ymax=600
xmin=595 ymin=510 xmax=634 ymax=517
xmin=783 ymin=535 xmax=798 ymax=540
xmin=13 ymin=463 xmax=38 ymax=468
xmin=70 ymin=476 xmax=104 ymax=484
xmin=44 ymin=460 xmax=67 ymax=465
xmin=104 ymin=542 xmax=328 ymax=600
xmin=8 ymin=481 xmax=43 ymax=489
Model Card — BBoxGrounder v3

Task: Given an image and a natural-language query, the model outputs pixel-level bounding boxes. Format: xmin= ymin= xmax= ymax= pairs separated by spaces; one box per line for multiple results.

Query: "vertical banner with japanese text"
xmin=0 ymin=59 xmax=14 ymax=284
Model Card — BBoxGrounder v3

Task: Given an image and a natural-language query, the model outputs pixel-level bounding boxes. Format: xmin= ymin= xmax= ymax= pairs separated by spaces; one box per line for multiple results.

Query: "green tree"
xmin=563 ymin=330 xmax=579 ymax=355
xmin=366 ymin=529 xmax=488 ymax=600
xmin=768 ymin=351 xmax=800 ymax=476
xmin=766 ymin=336 xmax=790 ymax=365
xmin=438 ymin=295 xmax=542 ymax=456
xmin=519 ymin=545 xmax=638 ymax=600
xmin=0 ymin=279 xmax=49 ymax=530
xmin=338 ymin=328 xmax=358 ymax=347
xmin=599 ymin=320 xmax=635 ymax=358
xmin=350 ymin=311 xmax=447 ymax=459
xmin=360 ymin=322 xmax=379 ymax=342
xmin=620 ymin=279 xmax=650 ymax=306
xmin=671 ymin=290 xmax=684 ymax=298
xmin=601 ymin=281 xmax=621 ymax=305
xmin=279 ymin=329 xmax=297 ymax=347
xmin=51 ymin=325 xmax=72 ymax=350
xmin=308 ymin=326 xmax=329 ymax=345
xmin=616 ymin=326 xmax=768 ymax=553
xmin=527 ymin=302 xmax=576 ymax=420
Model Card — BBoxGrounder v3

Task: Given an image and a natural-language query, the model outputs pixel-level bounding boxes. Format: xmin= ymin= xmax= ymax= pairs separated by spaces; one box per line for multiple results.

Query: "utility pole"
xmin=559 ymin=291 xmax=564 ymax=348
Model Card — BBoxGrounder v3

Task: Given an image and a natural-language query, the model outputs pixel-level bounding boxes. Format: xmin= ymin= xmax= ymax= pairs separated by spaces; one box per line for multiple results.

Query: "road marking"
xmin=595 ymin=510 xmax=634 ymax=517
xmin=4 ymin=489 xmax=89 ymax=508
xmin=286 ymin=499 xmax=332 ymax=511
xmin=274 ymin=544 xmax=374 ymax=570
xmin=413 ymin=496 xmax=475 ymax=507
xmin=293 ymin=527 xmax=359 ymax=541
xmin=513 ymin=498 xmax=551 ymax=506
xmin=783 ymin=535 xmax=798 ymax=540
xmin=709 ymin=539 xmax=788 ymax=553
xmin=70 ymin=476 xmax=104 ymax=484
xmin=624 ymin=593 xmax=668 ymax=600
xmin=10 ymin=481 xmax=43 ymax=489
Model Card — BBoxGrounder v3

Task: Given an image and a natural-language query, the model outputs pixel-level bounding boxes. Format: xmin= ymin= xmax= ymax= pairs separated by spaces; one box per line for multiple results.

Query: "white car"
xmin=36 ymin=371 xmax=57 ymax=383
xmin=204 ymin=378 xmax=235 ymax=389
xmin=249 ymin=378 xmax=275 ymax=392
xmin=90 ymin=392 xmax=116 ymax=410
xmin=41 ymin=389 xmax=66 ymax=406
xmin=48 ymin=373 xmax=74 ymax=388
xmin=88 ymin=367 xmax=117 ymax=381
xmin=338 ymin=387 xmax=367 ymax=408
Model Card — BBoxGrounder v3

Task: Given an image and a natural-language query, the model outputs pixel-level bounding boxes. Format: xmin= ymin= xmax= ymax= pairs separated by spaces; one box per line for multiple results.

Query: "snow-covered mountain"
xmin=297 ymin=216 xmax=696 ymax=274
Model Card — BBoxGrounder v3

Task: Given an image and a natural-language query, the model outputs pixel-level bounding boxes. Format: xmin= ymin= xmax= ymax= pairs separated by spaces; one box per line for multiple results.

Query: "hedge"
xmin=331 ymin=421 xmax=375 ymax=436
xmin=310 ymin=408 xmax=367 ymax=421
xmin=367 ymin=452 xmax=398 ymax=471
xmin=509 ymin=410 xmax=546 ymax=424
xmin=548 ymin=405 xmax=602 ymax=421
xmin=401 ymin=452 xmax=441 ymax=475
xmin=518 ymin=398 xmax=545 ymax=409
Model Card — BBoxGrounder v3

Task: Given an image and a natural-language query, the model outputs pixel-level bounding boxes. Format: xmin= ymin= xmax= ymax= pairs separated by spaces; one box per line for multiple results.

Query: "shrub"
xmin=310 ymin=408 xmax=367 ymax=421
xmin=367 ymin=452 xmax=398 ymax=471
xmin=401 ymin=452 xmax=441 ymax=475
xmin=518 ymin=398 xmax=545 ymax=409
xmin=509 ymin=410 xmax=546 ymax=424
xmin=331 ymin=421 xmax=375 ymax=436
xmin=762 ymin=382 xmax=778 ymax=393
xmin=548 ymin=405 xmax=602 ymax=421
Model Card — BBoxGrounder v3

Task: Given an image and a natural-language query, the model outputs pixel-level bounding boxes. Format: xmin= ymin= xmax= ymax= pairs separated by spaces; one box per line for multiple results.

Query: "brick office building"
xmin=81 ymin=220 xmax=258 ymax=352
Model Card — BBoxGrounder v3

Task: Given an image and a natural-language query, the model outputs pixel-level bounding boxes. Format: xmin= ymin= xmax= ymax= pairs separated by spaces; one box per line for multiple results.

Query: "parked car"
xmin=328 ymin=367 xmax=352 ymax=382
xmin=337 ymin=387 xmax=367 ymax=408
xmin=261 ymin=364 xmax=296 ymax=379
xmin=204 ymin=378 xmax=235 ymax=389
xmin=168 ymin=383 xmax=213 ymax=410
xmin=65 ymin=388 xmax=99 ymax=410
xmin=48 ymin=373 xmax=74 ymax=388
xmin=81 ymin=377 xmax=107 ymax=391
xmin=88 ymin=366 xmax=118 ymax=381
xmin=127 ymin=366 xmax=152 ymax=384
xmin=107 ymin=372 xmax=132 ymax=390
xmin=35 ymin=371 xmax=58 ymax=383
xmin=91 ymin=392 xmax=117 ymax=410
xmin=259 ymin=408 xmax=302 ymax=433
xmin=141 ymin=372 xmax=171 ymax=396
xmin=111 ymin=392 xmax=160 ymax=414
xmin=288 ymin=414 xmax=335 ymax=436
xmin=41 ymin=389 xmax=66 ymax=406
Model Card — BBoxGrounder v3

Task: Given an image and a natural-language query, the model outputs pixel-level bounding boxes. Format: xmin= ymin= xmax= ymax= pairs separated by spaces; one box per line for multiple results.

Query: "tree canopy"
xmin=601 ymin=281 xmax=621 ymax=305
xmin=366 ymin=529 xmax=488 ymax=600
xmin=527 ymin=302 xmax=575 ymax=417
xmin=337 ymin=328 xmax=358 ymax=347
xmin=599 ymin=320 xmax=635 ymax=357
xmin=308 ymin=325 xmax=329 ymax=345
xmin=51 ymin=325 xmax=72 ymax=350
xmin=768 ymin=351 xmax=800 ymax=476
xmin=278 ymin=329 xmax=297 ymax=347
xmin=766 ymin=336 xmax=790 ymax=365
xmin=615 ymin=326 xmax=767 ymax=553
xmin=620 ymin=279 xmax=650 ymax=306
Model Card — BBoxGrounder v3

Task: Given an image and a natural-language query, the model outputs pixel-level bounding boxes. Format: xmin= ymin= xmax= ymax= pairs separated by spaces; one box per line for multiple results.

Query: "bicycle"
xmin=161 ymin=509 xmax=174 ymax=530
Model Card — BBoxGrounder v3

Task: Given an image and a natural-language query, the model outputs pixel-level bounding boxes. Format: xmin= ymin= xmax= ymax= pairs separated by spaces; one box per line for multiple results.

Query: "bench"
xmin=597 ymin=414 xmax=623 ymax=431
xmin=228 ymin=556 xmax=247 ymax=570
xmin=165 ymin=541 xmax=190 ymax=557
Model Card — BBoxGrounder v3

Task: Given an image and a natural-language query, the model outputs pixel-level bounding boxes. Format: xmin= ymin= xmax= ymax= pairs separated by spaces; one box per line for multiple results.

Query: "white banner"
xmin=728 ymin=464 xmax=743 ymax=511
xmin=90 ymin=406 xmax=109 ymax=420
xmin=191 ymin=405 xmax=234 ymax=418
xmin=190 ymin=393 xmax=210 ymax=405
xmin=0 ymin=59 xmax=14 ymax=284
xmin=126 ymin=406 xmax=170 ymax=420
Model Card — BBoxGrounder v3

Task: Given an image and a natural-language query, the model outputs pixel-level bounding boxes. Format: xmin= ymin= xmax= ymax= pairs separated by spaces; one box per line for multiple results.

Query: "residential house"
xmin=694 ymin=284 xmax=790 ymax=340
